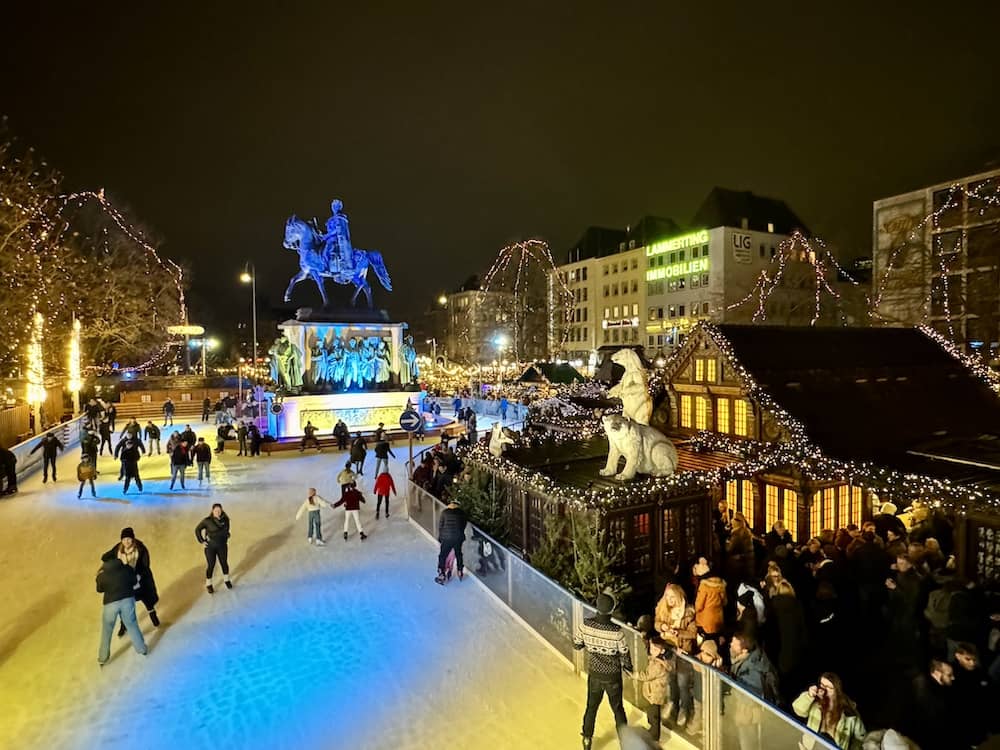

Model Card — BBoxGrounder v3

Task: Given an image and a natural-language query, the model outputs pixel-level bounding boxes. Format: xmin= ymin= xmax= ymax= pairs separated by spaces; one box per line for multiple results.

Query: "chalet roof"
xmin=712 ymin=324 xmax=1000 ymax=465
xmin=519 ymin=362 xmax=585 ymax=384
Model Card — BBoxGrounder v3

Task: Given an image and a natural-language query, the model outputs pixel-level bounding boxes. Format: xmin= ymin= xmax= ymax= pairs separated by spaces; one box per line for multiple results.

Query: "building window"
xmin=678 ymin=277 xmax=686 ymax=289
xmin=632 ymin=303 xmax=639 ymax=316
xmin=649 ymin=307 xmax=658 ymax=320
xmin=701 ymin=273 xmax=709 ymax=286
xmin=765 ymin=485 xmax=779 ymax=530
xmin=603 ymin=265 xmax=609 ymax=276
xmin=603 ymin=285 xmax=609 ymax=297
xmin=631 ymin=280 xmax=638 ymax=293
xmin=613 ymin=306 xmax=620 ymax=317
xmin=770 ymin=247 xmax=776 ymax=259
xmin=679 ymin=304 xmax=686 ymax=317
xmin=583 ymin=308 xmax=588 ymax=321
xmin=695 ymin=358 xmax=704 ymax=381
xmin=612 ymin=263 xmax=618 ymax=274
xmin=784 ymin=489 xmax=798 ymax=534
xmin=669 ymin=305 xmax=677 ymax=318
xmin=767 ymin=222 xmax=775 ymax=233
xmin=680 ymin=395 xmax=692 ymax=428
xmin=851 ymin=486 xmax=863 ymax=526
xmin=604 ymin=307 xmax=610 ymax=318
xmin=648 ymin=336 xmax=655 ymax=347
xmin=702 ymin=301 xmax=709 ymax=314
xmin=810 ymin=494 xmax=823 ymax=539
xmin=613 ymin=283 xmax=619 ymax=296
xmin=706 ymin=358 xmax=716 ymax=382
xmin=837 ymin=485 xmax=850 ymax=528
xmin=823 ymin=487 xmax=835 ymax=531
xmin=612 ymin=329 xmax=620 ymax=343
xmin=692 ymin=276 xmax=701 ymax=289
xmin=603 ymin=329 xmax=610 ymax=343
xmin=727 ymin=480 xmax=755 ymax=530
xmin=695 ymin=396 xmax=708 ymax=430
xmin=734 ymin=399 xmax=748 ymax=436
xmin=759 ymin=244 xmax=765 ymax=258
xmin=582 ymin=288 xmax=588 ymax=301
xmin=717 ymin=396 xmax=730 ymax=433
xmin=631 ymin=258 xmax=638 ymax=270
xmin=582 ymin=267 xmax=588 ymax=281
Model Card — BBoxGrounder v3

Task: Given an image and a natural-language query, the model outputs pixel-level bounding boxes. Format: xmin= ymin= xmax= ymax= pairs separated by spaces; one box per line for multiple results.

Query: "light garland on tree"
xmin=26 ymin=311 xmax=45 ymax=406
xmin=68 ymin=316 xmax=81 ymax=394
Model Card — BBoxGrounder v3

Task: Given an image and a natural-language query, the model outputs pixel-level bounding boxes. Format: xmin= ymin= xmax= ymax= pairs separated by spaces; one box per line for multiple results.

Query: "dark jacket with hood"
xmin=438 ymin=503 xmax=467 ymax=541
xmin=101 ymin=539 xmax=158 ymax=608
xmin=96 ymin=557 xmax=139 ymax=605
xmin=195 ymin=512 xmax=231 ymax=546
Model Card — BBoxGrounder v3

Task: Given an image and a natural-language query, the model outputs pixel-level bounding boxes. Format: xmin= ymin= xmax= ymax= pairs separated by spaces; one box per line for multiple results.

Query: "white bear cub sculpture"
xmin=488 ymin=422 xmax=516 ymax=458
xmin=599 ymin=414 xmax=678 ymax=481
xmin=607 ymin=349 xmax=652 ymax=425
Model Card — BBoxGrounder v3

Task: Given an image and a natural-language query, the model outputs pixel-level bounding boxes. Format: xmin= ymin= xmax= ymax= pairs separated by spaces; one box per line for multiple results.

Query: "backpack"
xmin=77 ymin=459 xmax=96 ymax=481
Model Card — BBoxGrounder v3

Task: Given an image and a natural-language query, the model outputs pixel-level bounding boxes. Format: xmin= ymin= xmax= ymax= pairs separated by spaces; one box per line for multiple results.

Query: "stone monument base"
xmin=268 ymin=391 xmax=417 ymax=438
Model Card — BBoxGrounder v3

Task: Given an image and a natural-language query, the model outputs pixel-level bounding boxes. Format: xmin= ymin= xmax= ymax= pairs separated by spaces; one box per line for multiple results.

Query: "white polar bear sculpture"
xmin=488 ymin=422 xmax=517 ymax=458
xmin=607 ymin=349 xmax=652 ymax=425
xmin=599 ymin=414 xmax=678 ymax=481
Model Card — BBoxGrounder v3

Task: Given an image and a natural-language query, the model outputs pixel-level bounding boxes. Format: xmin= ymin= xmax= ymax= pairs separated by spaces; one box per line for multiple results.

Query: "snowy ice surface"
xmin=0 ymin=419 xmax=690 ymax=750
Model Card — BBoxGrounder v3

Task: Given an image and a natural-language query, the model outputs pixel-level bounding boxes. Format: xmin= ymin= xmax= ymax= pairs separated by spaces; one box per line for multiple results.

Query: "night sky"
xmin=3 ymin=3 xmax=998 ymax=341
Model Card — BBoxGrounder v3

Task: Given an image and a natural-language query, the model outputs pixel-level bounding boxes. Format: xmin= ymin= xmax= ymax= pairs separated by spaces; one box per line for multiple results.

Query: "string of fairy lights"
xmin=465 ymin=319 xmax=1000 ymax=515
xmin=2 ymin=184 xmax=187 ymax=375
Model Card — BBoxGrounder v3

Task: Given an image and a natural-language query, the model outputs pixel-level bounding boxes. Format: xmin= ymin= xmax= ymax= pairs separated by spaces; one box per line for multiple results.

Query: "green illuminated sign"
xmin=646 ymin=256 xmax=710 ymax=281
xmin=646 ymin=229 xmax=710 ymax=257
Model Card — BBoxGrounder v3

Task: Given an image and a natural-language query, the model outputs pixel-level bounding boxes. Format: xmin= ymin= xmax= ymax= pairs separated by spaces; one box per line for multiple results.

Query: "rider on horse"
xmin=321 ymin=199 xmax=354 ymax=274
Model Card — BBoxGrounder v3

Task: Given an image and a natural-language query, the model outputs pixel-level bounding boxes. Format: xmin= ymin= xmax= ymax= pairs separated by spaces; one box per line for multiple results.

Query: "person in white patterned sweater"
xmin=573 ymin=592 xmax=633 ymax=749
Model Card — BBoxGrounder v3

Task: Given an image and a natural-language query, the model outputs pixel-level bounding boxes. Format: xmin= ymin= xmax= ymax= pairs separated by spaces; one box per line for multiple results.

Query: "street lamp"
xmin=240 ymin=263 xmax=258 ymax=389
xmin=437 ymin=294 xmax=447 ymax=307
xmin=426 ymin=337 xmax=437 ymax=363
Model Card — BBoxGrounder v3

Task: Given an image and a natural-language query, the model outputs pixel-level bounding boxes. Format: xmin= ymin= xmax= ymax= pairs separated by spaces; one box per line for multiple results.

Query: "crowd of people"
xmin=575 ymin=498 xmax=1000 ymax=749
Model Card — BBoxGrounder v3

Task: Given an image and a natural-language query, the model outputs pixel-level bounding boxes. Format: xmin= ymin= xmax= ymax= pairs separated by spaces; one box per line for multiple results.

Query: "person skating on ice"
xmin=435 ymin=498 xmax=467 ymax=584
xmin=195 ymin=503 xmax=232 ymax=593
xmin=350 ymin=431 xmax=367 ymax=475
xmin=372 ymin=437 xmax=395 ymax=476
xmin=101 ymin=527 xmax=160 ymax=636
xmin=169 ymin=439 xmax=190 ymax=490
xmin=77 ymin=453 xmax=97 ymax=498
xmin=162 ymin=397 xmax=175 ymax=426
xmin=374 ymin=470 xmax=396 ymax=519
xmin=114 ymin=434 xmax=145 ymax=494
xmin=333 ymin=481 xmax=367 ymax=541
xmin=295 ymin=487 xmax=332 ymax=545
xmin=574 ymin=592 xmax=632 ymax=749
xmin=192 ymin=437 xmax=212 ymax=483
xmin=143 ymin=420 xmax=161 ymax=454
xmin=30 ymin=431 xmax=64 ymax=483
xmin=337 ymin=460 xmax=357 ymax=493
xmin=95 ymin=552 xmax=148 ymax=666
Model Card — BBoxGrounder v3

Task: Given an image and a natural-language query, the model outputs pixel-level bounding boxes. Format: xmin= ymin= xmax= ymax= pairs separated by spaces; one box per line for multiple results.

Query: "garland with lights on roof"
xmin=919 ymin=324 xmax=1000 ymax=394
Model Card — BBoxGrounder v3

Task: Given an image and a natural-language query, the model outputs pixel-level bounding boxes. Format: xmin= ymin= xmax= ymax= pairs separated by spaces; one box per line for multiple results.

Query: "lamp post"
xmin=240 ymin=264 xmax=259 ymax=430
xmin=426 ymin=337 xmax=437 ymax=363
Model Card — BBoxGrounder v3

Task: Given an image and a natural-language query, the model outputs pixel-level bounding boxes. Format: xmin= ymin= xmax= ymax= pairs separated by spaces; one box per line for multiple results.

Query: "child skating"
xmin=295 ymin=487 xmax=332 ymax=545
xmin=332 ymin=481 xmax=367 ymax=541
xmin=373 ymin=470 xmax=396 ymax=519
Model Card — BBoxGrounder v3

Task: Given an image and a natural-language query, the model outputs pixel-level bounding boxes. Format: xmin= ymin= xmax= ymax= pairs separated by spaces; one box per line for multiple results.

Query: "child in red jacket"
xmin=333 ymin=482 xmax=368 ymax=541
xmin=373 ymin=471 xmax=396 ymax=519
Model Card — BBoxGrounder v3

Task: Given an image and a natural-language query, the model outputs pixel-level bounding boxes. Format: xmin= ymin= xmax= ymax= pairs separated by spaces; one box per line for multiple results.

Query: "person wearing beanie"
xmin=635 ymin=633 xmax=671 ymax=742
xmin=114 ymin=433 xmax=145 ymax=494
xmin=101 ymin=527 xmax=159 ymax=634
xmin=873 ymin=501 xmax=906 ymax=544
xmin=95 ymin=547 xmax=148 ymax=665
xmin=337 ymin=460 xmax=357 ymax=492
xmin=573 ymin=591 xmax=632 ymax=749
xmin=373 ymin=471 xmax=396 ymax=519
xmin=195 ymin=503 xmax=232 ymax=593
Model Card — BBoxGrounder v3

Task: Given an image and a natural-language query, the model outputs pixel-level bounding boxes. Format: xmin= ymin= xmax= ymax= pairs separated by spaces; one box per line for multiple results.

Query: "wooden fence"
xmin=0 ymin=404 xmax=31 ymax=448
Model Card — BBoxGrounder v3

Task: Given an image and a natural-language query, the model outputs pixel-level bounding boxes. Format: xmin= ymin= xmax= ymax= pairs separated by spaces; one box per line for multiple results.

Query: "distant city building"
xmin=873 ymin=167 xmax=1000 ymax=357
xmin=551 ymin=189 xmax=849 ymax=363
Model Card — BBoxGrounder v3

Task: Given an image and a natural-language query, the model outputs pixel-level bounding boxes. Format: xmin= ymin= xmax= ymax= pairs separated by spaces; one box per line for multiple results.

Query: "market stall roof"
xmin=712 ymin=324 xmax=1000 ymax=467
xmin=518 ymin=362 xmax=584 ymax=384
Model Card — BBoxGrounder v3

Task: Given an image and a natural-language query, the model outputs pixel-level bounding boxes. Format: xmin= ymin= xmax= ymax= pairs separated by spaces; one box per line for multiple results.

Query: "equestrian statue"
xmin=283 ymin=199 xmax=393 ymax=307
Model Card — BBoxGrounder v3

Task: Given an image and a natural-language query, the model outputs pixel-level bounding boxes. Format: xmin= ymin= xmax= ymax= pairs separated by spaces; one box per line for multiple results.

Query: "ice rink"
xmin=0 ymin=421 xmax=671 ymax=750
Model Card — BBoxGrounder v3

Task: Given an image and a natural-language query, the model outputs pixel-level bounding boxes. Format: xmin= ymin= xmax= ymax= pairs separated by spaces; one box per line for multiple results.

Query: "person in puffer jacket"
xmin=692 ymin=556 xmax=727 ymax=640
xmin=636 ymin=634 xmax=671 ymax=742
xmin=373 ymin=471 xmax=396 ymax=519
xmin=435 ymin=499 xmax=467 ymax=583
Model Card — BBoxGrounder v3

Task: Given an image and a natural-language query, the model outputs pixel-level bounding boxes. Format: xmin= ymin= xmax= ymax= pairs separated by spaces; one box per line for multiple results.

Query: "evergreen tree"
xmin=529 ymin=510 xmax=572 ymax=586
xmin=569 ymin=510 xmax=631 ymax=603
xmin=448 ymin=471 xmax=509 ymax=544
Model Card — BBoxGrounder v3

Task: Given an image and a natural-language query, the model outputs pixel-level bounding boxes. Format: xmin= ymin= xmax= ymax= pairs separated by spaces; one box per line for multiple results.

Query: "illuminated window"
xmin=695 ymin=359 xmax=705 ymax=381
xmin=716 ymin=397 xmax=730 ymax=434
xmin=734 ymin=400 xmax=749 ymax=437
xmin=784 ymin=489 xmax=798 ymax=536
xmin=726 ymin=480 xmax=739 ymax=506
xmin=851 ymin=486 xmax=863 ymax=526
xmin=695 ymin=397 xmax=708 ymax=430
xmin=742 ymin=480 xmax=755 ymax=528
xmin=680 ymin=395 xmax=692 ymax=428
xmin=838 ymin=485 xmax=850 ymax=528
xmin=765 ymin=485 xmax=779 ymax=530
xmin=810 ymin=493 xmax=823 ymax=539
xmin=706 ymin=358 xmax=716 ymax=382
xmin=823 ymin=488 xmax=835 ymax=530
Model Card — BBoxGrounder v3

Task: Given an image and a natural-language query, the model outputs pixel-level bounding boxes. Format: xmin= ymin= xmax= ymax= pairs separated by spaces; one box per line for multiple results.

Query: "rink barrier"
xmin=423 ymin=396 xmax=529 ymax=424
xmin=406 ymin=482 xmax=837 ymax=750
xmin=10 ymin=417 xmax=85 ymax=485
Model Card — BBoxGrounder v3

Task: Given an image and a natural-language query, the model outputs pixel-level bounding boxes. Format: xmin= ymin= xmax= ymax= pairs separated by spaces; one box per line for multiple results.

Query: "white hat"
xmin=879 ymin=501 xmax=898 ymax=516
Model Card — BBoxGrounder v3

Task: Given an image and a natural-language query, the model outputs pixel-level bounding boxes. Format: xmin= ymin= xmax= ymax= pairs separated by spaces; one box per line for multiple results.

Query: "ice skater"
xmin=195 ymin=503 xmax=232 ymax=593
xmin=337 ymin=460 xmax=357 ymax=492
xmin=350 ymin=432 xmax=367 ymax=475
xmin=372 ymin=437 xmax=395 ymax=476
xmin=374 ymin=470 xmax=396 ymax=519
xmin=101 ymin=527 xmax=160 ymax=635
xmin=193 ymin=437 xmax=212 ymax=482
xmin=435 ymin=498 xmax=467 ymax=584
xmin=573 ymin=592 xmax=632 ymax=749
xmin=162 ymin=396 xmax=175 ymax=426
xmin=95 ymin=553 xmax=148 ymax=666
xmin=295 ymin=487 xmax=332 ymax=545
xmin=30 ymin=432 xmax=64 ymax=483
xmin=333 ymin=482 xmax=367 ymax=541
xmin=143 ymin=420 xmax=161 ymax=454
xmin=77 ymin=454 xmax=97 ymax=498
xmin=114 ymin=434 xmax=145 ymax=494
xmin=169 ymin=439 xmax=190 ymax=490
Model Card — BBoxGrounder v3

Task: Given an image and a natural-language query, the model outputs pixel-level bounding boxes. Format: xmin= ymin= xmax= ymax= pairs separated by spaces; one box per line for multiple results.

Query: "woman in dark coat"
xmin=768 ymin=579 xmax=809 ymax=700
xmin=350 ymin=432 xmax=368 ymax=475
xmin=101 ymin=526 xmax=159 ymax=636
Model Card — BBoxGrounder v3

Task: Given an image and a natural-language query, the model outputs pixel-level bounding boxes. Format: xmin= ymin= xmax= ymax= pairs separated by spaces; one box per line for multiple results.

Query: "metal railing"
xmin=423 ymin=396 xmax=529 ymax=424
xmin=406 ymin=481 xmax=837 ymax=749
xmin=11 ymin=416 xmax=85 ymax=483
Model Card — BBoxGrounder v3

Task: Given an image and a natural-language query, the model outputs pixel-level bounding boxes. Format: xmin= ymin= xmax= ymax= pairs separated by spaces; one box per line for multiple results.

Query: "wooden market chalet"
xmin=469 ymin=323 xmax=1000 ymax=600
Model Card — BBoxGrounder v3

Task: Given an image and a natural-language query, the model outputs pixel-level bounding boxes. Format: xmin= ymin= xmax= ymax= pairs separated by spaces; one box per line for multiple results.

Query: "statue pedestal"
xmin=269 ymin=390 xmax=417 ymax=437
xmin=278 ymin=318 xmax=408 ymax=388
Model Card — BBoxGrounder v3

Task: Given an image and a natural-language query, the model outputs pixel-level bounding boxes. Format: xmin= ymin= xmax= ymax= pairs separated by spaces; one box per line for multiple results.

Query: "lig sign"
xmin=646 ymin=256 xmax=709 ymax=281
xmin=646 ymin=229 xmax=710 ymax=257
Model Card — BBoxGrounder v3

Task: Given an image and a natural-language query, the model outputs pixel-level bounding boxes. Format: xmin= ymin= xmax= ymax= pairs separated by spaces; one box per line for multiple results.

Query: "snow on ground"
xmin=0 ymin=417 xmax=688 ymax=750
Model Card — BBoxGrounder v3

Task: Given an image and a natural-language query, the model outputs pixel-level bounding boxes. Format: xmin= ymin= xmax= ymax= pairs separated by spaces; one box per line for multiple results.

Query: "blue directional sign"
xmin=399 ymin=409 xmax=421 ymax=432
